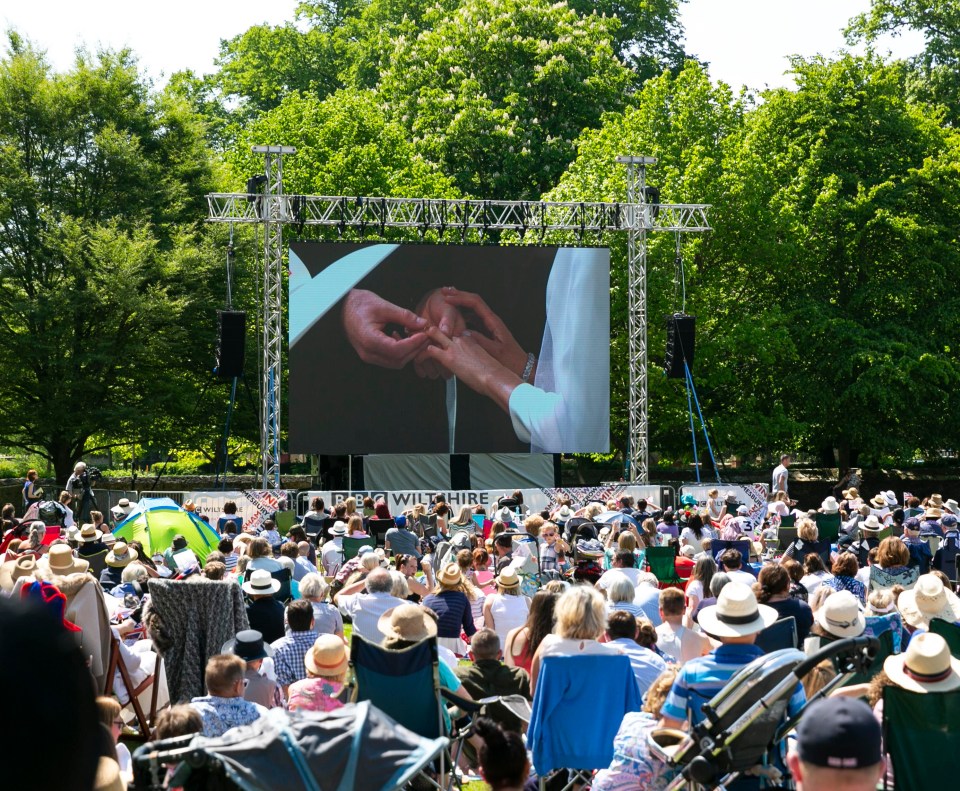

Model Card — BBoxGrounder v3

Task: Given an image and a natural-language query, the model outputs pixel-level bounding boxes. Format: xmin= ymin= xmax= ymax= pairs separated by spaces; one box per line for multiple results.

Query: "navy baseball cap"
xmin=796 ymin=698 xmax=881 ymax=769
xmin=903 ymin=517 xmax=921 ymax=532
xmin=941 ymin=514 xmax=958 ymax=529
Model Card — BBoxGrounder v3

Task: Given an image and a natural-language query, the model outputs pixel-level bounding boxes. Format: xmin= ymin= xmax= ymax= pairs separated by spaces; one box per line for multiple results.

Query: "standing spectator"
xmin=270 ymin=600 xmax=316 ymax=696
xmin=190 ymin=654 xmax=267 ymax=737
xmin=243 ymin=569 xmax=285 ymax=643
xmin=423 ymin=563 xmax=478 ymax=655
xmin=298 ymin=574 xmax=344 ymax=637
xmin=772 ymin=453 xmax=792 ymax=499
xmin=482 ymin=567 xmax=530 ymax=650
xmin=217 ymin=501 xmax=243 ymax=536
xmin=287 ymin=634 xmax=349 ymax=713
xmin=221 ymin=630 xmax=280 ymax=709
xmin=22 ymin=470 xmax=42 ymax=512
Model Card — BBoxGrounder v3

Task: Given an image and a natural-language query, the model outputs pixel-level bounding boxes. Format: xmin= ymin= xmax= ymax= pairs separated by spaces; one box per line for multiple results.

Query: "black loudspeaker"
xmin=665 ymin=313 xmax=695 ymax=378
xmin=215 ymin=310 xmax=246 ymax=378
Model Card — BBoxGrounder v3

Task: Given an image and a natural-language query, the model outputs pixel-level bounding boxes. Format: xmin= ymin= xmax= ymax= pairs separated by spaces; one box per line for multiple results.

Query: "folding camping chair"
xmin=348 ymin=633 xmax=481 ymax=791
xmin=367 ymin=518 xmax=393 ymax=548
xmin=648 ymin=636 xmax=880 ymax=791
xmin=645 ymin=545 xmax=683 ymax=587
xmin=882 ymin=686 xmax=960 ymax=791
xmin=778 ymin=513 xmax=796 ymax=528
xmin=528 ymin=654 xmax=642 ymax=791
xmin=814 ymin=512 xmax=841 ymax=547
xmin=103 ymin=632 xmax=163 ymax=736
xmin=929 ymin=617 xmax=960 ymax=658
xmin=869 ymin=564 xmax=919 ymax=592
xmin=711 ymin=539 xmax=753 ymax=567
xmin=933 ymin=536 xmax=959 ymax=583
xmin=776 ymin=527 xmax=798 ymax=553
xmin=132 ymin=704 xmax=449 ymax=791
xmin=342 ymin=536 xmax=375 ymax=562
xmin=755 ymin=616 xmax=797 ymax=654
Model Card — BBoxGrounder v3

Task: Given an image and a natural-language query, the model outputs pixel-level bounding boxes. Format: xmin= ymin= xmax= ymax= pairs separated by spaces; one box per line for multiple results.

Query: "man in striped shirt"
xmin=219 ymin=537 xmax=239 ymax=572
xmin=660 ymin=583 xmax=806 ymax=729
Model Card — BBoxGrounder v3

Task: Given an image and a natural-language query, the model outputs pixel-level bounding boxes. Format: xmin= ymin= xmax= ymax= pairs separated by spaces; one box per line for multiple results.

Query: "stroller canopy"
xmin=113 ymin=498 xmax=220 ymax=563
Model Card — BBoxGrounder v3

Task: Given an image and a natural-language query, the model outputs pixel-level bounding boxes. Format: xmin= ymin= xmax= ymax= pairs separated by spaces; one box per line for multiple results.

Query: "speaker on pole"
xmin=665 ymin=313 xmax=695 ymax=378
xmin=215 ymin=310 xmax=246 ymax=378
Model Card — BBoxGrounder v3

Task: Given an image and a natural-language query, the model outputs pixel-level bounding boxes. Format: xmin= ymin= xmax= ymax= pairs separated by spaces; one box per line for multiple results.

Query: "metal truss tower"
xmin=208 ymin=147 xmax=709 ymax=487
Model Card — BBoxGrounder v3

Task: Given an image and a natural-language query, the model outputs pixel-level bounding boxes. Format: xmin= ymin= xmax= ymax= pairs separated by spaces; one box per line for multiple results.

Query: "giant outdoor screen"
xmin=288 ymin=242 xmax=610 ymax=454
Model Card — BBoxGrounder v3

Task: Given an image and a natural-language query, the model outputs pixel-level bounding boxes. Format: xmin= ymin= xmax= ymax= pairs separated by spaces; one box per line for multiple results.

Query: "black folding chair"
xmin=367 ymin=518 xmax=393 ymax=548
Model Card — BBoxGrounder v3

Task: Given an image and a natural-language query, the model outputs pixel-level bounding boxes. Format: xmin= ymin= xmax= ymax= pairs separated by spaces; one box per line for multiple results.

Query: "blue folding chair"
xmin=755 ymin=616 xmax=797 ymax=653
xmin=529 ymin=654 xmax=642 ymax=791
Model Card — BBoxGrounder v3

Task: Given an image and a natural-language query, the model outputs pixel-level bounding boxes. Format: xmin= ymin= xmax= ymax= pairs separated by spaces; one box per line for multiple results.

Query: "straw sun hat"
xmin=896 ymin=574 xmax=960 ymax=630
xmin=884 ymin=632 xmax=960 ymax=693
xmin=815 ymin=590 xmax=866 ymax=639
xmin=378 ymin=604 xmax=438 ymax=643
xmin=105 ymin=542 xmax=138 ymax=568
xmin=438 ymin=563 xmax=462 ymax=586
xmin=305 ymin=634 xmax=349 ymax=678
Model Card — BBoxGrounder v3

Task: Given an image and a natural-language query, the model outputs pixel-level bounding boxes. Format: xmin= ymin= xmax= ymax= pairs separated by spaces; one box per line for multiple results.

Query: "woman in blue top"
xmin=827 ymin=552 xmax=867 ymax=604
xmin=22 ymin=470 xmax=42 ymax=511
xmin=217 ymin=501 xmax=244 ymax=536
xmin=422 ymin=563 xmax=477 ymax=656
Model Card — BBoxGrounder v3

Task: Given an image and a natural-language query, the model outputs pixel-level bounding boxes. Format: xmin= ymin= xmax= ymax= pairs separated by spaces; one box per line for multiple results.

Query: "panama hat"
xmin=77 ymin=523 xmax=103 ymax=543
xmin=0 ymin=556 xmax=38 ymax=592
xmin=924 ymin=506 xmax=942 ymax=520
xmin=697 ymin=582 xmax=778 ymax=638
xmin=378 ymin=604 xmax=438 ymax=643
xmin=438 ymin=563 xmax=462 ymax=586
xmin=842 ymin=487 xmax=860 ymax=501
xmin=40 ymin=544 xmax=90 ymax=576
xmin=110 ymin=498 xmax=134 ymax=519
xmin=105 ymin=542 xmax=138 ymax=568
xmin=860 ymin=514 xmax=883 ymax=532
xmin=821 ymin=497 xmax=840 ymax=514
xmin=884 ymin=632 xmax=960 ymax=693
xmin=222 ymin=629 xmax=274 ymax=661
xmin=557 ymin=505 xmax=574 ymax=519
xmin=329 ymin=520 xmax=347 ymax=536
xmin=815 ymin=590 xmax=866 ymax=638
xmin=870 ymin=494 xmax=886 ymax=508
xmin=242 ymin=568 xmax=281 ymax=596
xmin=305 ymin=634 xmax=349 ymax=677
xmin=896 ymin=573 xmax=960 ymax=629
xmin=495 ymin=566 xmax=521 ymax=589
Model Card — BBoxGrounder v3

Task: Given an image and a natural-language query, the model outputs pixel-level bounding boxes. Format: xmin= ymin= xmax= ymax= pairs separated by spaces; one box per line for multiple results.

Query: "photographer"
xmin=65 ymin=462 xmax=101 ymax=523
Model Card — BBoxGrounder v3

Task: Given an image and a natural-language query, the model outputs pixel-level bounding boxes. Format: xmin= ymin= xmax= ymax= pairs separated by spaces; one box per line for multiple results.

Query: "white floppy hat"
xmin=815 ymin=590 xmax=866 ymax=638
xmin=897 ymin=574 xmax=960 ymax=629
xmin=884 ymin=632 xmax=960 ymax=693
xmin=697 ymin=582 xmax=778 ymax=638
xmin=821 ymin=497 xmax=840 ymax=514
xmin=242 ymin=568 xmax=281 ymax=596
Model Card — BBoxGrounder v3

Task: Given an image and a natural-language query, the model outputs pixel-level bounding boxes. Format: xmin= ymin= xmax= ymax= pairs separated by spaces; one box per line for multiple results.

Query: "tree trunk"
xmin=50 ymin=441 xmax=78 ymax=487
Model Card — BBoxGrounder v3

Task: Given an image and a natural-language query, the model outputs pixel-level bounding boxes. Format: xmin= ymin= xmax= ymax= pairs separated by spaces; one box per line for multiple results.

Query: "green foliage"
xmin=377 ymin=0 xmax=634 ymax=198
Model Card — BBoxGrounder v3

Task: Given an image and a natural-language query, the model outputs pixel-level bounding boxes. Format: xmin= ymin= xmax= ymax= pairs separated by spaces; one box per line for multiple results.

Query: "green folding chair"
xmin=779 ymin=513 xmax=796 ymax=528
xmin=814 ymin=512 xmax=841 ymax=544
xmin=342 ymin=536 xmax=375 ymax=562
xmin=882 ymin=686 xmax=960 ymax=790
xmin=644 ymin=545 xmax=682 ymax=586
xmin=275 ymin=510 xmax=296 ymax=536
xmin=929 ymin=618 xmax=960 ymax=659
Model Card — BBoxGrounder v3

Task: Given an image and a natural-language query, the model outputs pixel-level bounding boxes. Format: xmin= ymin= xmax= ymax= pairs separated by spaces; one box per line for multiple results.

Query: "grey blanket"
xmin=145 ymin=579 xmax=249 ymax=703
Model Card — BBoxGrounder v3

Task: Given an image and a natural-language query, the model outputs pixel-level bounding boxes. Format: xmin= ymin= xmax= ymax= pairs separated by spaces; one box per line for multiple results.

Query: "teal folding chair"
xmin=882 ymin=686 xmax=960 ymax=790
xmin=814 ymin=512 xmax=841 ymax=544
xmin=342 ymin=536 xmax=375 ymax=562
xmin=929 ymin=617 xmax=960 ymax=659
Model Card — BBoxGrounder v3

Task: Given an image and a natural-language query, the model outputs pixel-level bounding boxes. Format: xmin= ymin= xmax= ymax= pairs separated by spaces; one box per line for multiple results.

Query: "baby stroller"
xmin=648 ymin=635 xmax=880 ymax=790
xmin=131 ymin=703 xmax=447 ymax=791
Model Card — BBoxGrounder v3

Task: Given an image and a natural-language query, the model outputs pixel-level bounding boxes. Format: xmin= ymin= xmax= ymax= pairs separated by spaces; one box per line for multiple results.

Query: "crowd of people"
xmin=2 ymin=478 xmax=959 ymax=790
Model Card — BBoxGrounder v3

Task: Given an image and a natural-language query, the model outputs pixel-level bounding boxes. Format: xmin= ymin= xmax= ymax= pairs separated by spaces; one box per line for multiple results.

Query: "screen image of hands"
xmin=341 ymin=285 xmax=532 ymax=413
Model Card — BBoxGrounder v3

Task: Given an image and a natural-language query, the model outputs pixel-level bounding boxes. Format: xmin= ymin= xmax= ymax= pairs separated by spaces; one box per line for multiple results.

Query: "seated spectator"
xmin=422 ymin=563 xmax=477 ymax=655
xmin=504 ymin=590 xmax=558 ymax=673
xmin=202 ymin=560 xmax=226 ymax=581
xmin=287 ymin=634 xmax=349 ymax=713
xmin=718 ymin=549 xmax=756 ymax=586
xmin=190 ymin=654 xmax=267 ymax=737
xmin=530 ymin=585 xmax=622 ymax=694
xmin=606 ymin=610 xmax=667 ymax=698
xmin=655 ymin=587 xmax=711 ymax=663
xmin=632 ymin=571 xmax=664 ymax=626
xmin=395 ymin=552 xmax=433 ymax=601
xmin=597 ymin=549 xmax=642 ymax=590
xmin=275 ymin=555 xmax=301 ymax=599
xmin=334 ymin=567 xmax=408 ymax=643
xmin=827 ymin=552 xmax=867 ymax=604
xmin=76 ymin=522 xmax=108 ymax=558
xmin=901 ymin=518 xmax=933 ymax=574
xmin=95 ymin=696 xmax=131 ymax=782
xmin=299 ymin=573 xmax=344 ymax=637
xmin=455 ymin=629 xmax=530 ymax=732
xmin=221 ymin=630 xmax=280 ymax=709
xmin=293 ymin=542 xmax=318 ymax=580
xmin=683 ymin=556 xmax=716 ymax=617
xmin=492 ymin=533 xmax=514 ymax=574
xmin=243 ymin=569 xmax=285 ymax=643
xmin=287 ymin=526 xmax=317 ymax=566
xmin=271 ymin=599 xmax=317 ymax=696
xmin=247 ymin=536 xmax=282 ymax=574
xmin=783 ymin=519 xmax=821 ymax=563
xmin=261 ymin=520 xmax=283 ymax=553
xmin=605 ymin=572 xmax=646 ymax=619
xmin=473 ymin=717 xmax=530 ymax=791
xmin=787 ymin=698 xmax=884 ymax=791
xmin=217 ymin=501 xmax=243 ymax=536
xmin=385 ymin=515 xmax=421 ymax=558
xmin=345 ymin=514 xmax=368 ymax=538
xmin=691 ymin=572 xmax=730 ymax=624
xmin=780 ymin=557 xmax=809 ymax=602
xmin=592 ymin=668 xmax=680 ymax=791
xmin=151 ymin=704 xmax=203 ymax=741
xmin=896 ymin=573 xmax=960 ymax=634
xmin=321 ymin=521 xmax=347 ymax=574
xmin=100 ymin=542 xmax=138 ymax=589
xmin=799 ymin=552 xmax=834 ymax=595
xmin=754 ymin=564 xmax=814 ymax=643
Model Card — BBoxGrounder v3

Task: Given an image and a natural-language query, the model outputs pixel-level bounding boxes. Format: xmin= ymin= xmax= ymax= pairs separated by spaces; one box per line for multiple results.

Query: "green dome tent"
xmin=112 ymin=497 xmax=220 ymax=563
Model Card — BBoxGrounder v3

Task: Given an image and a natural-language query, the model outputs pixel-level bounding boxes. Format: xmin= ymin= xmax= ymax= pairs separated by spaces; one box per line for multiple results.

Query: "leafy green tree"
xmin=377 ymin=0 xmax=634 ymax=199
xmin=0 ymin=35 xmax=226 ymax=481
xmin=847 ymin=0 xmax=960 ymax=125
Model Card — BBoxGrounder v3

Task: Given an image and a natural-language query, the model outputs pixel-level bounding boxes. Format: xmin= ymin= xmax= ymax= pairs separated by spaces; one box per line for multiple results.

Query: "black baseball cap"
xmin=796 ymin=698 xmax=881 ymax=769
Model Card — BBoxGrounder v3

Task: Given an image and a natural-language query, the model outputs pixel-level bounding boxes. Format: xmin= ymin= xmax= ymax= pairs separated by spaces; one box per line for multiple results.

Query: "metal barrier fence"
xmin=90 ymin=489 xmax=140 ymax=514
